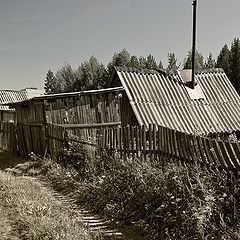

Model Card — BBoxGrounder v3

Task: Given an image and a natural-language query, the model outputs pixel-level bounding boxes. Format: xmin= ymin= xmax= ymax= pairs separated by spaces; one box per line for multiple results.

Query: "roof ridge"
xmin=196 ymin=68 xmax=224 ymax=74
xmin=115 ymin=66 xmax=159 ymax=75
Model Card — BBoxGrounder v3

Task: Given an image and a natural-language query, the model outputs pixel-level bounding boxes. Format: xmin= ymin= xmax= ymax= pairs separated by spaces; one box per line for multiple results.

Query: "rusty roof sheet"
xmin=115 ymin=67 xmax=240 ymax=134
xmin=0 ymin=90 xmax=28 ymax=111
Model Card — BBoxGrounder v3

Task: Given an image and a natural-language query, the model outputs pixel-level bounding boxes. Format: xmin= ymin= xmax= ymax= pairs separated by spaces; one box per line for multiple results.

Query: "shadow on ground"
xmin=0 ymin=152 xmax=26 ymax=170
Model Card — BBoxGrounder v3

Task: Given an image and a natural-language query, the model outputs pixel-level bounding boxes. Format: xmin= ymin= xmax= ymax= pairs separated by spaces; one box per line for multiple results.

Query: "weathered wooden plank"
xmin=130 ymin=126 xmax=135 ymax=158
xmin=218 ymin=141 xmax=235 ymax=170
xmin=211 ymin=139 xmax=229 ymax=170
xmin=195 ymin=136 xmax=208 ymax=165
xmin=135 ymin=126 xmax=139 ymax=158
xmin=224 ymin=141 xmax=240 ymax=170
xmin=153 ymin=124 xmax=157 ymax=161
xmin=54 ymin=122 xmax=121 ymax=129
xmin=148 ymin=124 xmax=153 ymax=161
xmin=231 ymin=142 xmax=240 ymax=161
xmin=160 ymin=126 xmax=166 ymax=164
xmin=142 ymin=125 xmax=146 ymax=161
xmin=205 ymin=138 xmax=220 ymax=167
xmin=175 ymin=131 xmax=182 ymax=160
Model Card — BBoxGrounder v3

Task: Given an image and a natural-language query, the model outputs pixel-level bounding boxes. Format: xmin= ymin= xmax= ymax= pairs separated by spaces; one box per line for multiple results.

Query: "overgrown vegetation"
xmin=15 ymin=143 xmax=240 ymax=240
xmin=0 ymin=169 xmax=95 ymax=240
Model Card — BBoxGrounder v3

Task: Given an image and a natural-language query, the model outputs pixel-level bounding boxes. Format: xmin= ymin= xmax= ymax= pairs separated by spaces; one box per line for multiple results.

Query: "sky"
xmin=0 ymin=0 xmax=239 ymax=90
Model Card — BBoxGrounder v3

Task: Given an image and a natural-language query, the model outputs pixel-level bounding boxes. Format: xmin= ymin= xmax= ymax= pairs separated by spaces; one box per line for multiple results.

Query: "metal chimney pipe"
xmin=191 ymin=0 xmax=197 ymax=89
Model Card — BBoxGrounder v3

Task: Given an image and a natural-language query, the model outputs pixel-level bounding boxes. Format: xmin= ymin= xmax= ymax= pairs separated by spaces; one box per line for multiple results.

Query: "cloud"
xmin=0 ymin=46 xmax=18 ymax=52
xmin=102 ymin=3 xmax=130 ymax=14
xmin=9 ymin=14 xmax=45 ymax=23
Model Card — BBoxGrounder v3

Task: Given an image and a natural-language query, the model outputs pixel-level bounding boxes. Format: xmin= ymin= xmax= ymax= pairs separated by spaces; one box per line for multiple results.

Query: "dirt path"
xmin=0 ymin=201 xmax=19 ymax=239
xmin=0 ymin=170 xmax=124 ymax=240
xmin=37 ymin=176 xmax=124 ymax=239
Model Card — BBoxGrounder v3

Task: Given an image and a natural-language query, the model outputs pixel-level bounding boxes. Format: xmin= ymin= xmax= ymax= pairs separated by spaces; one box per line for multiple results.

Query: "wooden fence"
xmin=0 ymin=122 xmax=17 ymax=153
xmin=1 ymin=121 xmax=240 ymax=173
xmin=46 ymin=123 xmax=240 ymax=173
xmin=96 ymin=124 xmax=240 ymax=172
xmin=0 ymin=122 xmax=47 ymax=158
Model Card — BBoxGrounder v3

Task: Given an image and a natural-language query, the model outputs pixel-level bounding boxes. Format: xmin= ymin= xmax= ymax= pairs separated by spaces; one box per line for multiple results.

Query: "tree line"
xmin=45 ymin=38 xmax=240 ymax=94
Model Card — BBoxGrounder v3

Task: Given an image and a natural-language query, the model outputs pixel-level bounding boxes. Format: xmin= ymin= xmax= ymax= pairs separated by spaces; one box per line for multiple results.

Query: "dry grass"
xmin=0 ymin=170 xmax=95 ymax=240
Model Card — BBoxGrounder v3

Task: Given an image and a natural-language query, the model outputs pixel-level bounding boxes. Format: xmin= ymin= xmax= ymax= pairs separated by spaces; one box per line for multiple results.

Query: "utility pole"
xmin=191 ymin=0 xmax=197 ymax=89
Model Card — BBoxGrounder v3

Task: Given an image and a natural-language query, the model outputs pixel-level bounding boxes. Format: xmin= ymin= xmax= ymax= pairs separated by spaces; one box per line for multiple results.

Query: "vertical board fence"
xmin=0 ymin=122 xmax=17 ymax=153
xmin=16 ymin=123 xmax=47 ymax=158
xmin=96 ymin=124 xmax=240 ymax=173
xmin=1 ymin=121 xmax=240 ymax=173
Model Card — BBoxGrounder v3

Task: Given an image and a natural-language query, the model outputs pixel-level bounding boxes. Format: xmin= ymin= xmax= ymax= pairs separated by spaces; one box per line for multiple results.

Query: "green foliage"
xmin=144 ymin=54 xmax=158 ymax=69
xmin=229 ymin=38 xmax=240 ymax=94
xmin=183 ymin=49 xmax=205 ymax=70
xmin=216 ymin=44 xmax=230 ymax=76
xmin=107 ymin=48 xmax=131 ymax=73
xmin=44 ymin=69 xmax=63 ymax=94
xmin=167 ymin=53 xmax=180 ymax=70
xmin=205 ymin=52 xmax=216 ymax=69
xmin=54 ymin=64 xmax=79 ymax=92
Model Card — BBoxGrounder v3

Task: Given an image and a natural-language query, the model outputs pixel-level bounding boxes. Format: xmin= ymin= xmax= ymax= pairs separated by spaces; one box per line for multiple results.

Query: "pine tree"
xmin=44 ymin=69 xmax=63 ymax=94
xmin=145 ymin=54 xmax=158 ymax=69
xmin=158 ymin=61 xmax=164 ymax=69
xmin=229 ymin=38 xmax=240 ymax=93
xmin=216 ymin=44 xmax=230 ymax=76
xmin=130 ymin=56 xmax=140 ymax=69
xmin=205 ymin=53 xmax=216 ymax=69
xmin=167 ymin=53 xmax=180 ymax=70
xmin=183 ymin=50 xmax=205 ymax=70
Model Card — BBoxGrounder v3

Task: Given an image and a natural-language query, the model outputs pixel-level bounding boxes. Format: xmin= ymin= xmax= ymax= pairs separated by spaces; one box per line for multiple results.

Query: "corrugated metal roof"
xmin=0 ymin=89 xmax=45 ymax=110
xmin=114 ymin=67 xmax=240 ymax=134
xmin=7 ymin=87 xmax=124 ymax=106
xmin=0 ymin=90 xmax=28 ymax=111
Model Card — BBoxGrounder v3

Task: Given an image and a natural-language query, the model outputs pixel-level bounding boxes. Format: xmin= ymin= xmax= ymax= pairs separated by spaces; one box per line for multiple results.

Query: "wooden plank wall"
xmin=0 ymin=122 xmax=17 ymax=153
xmin=45 ymin=92 xmax=121 ymax=125
xmin=16 ymin=123 xmax=47 ymax=158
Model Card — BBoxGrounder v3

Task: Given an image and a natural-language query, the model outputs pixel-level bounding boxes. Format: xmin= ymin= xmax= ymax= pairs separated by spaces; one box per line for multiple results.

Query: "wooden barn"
xmin=109 ymin=67 xmax=240 ymax=135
